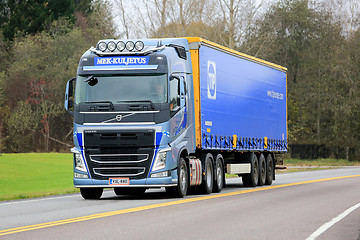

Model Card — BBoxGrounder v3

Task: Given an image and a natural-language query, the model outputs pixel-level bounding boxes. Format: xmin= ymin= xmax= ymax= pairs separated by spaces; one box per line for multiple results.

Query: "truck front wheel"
xmin=166 ymin=157 xmax=188 ymax=198
xmin=80 ymin=188 xmax=103 ymax=200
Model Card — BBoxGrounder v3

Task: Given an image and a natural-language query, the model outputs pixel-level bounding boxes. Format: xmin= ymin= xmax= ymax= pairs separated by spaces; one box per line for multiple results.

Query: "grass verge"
xmin=0 ymin=153 xmax=78 ymax=201
xmin=284 ymin=158 xmax=360 ymax=167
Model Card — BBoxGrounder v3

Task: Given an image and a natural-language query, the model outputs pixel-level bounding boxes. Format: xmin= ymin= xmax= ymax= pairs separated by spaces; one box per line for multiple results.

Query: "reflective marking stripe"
xmin=197 ymin=160 xmax=201 ymax=185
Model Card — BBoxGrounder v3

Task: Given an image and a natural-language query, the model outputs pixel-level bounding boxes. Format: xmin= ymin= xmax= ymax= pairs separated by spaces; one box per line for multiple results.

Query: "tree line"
xmin=0 ymin=0 xmax=359 ymax=159
xmin=0 ymin=0 xmax=116 ymax=152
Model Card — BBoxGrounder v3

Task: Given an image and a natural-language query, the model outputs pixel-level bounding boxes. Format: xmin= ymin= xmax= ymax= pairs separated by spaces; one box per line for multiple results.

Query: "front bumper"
xmin=74 ymin=169 xmax=178 ymax=188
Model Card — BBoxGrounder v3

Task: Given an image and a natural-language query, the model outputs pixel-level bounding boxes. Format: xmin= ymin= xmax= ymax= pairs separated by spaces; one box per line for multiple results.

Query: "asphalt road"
xmin=1 ymin=167 xmax=359 ymax=240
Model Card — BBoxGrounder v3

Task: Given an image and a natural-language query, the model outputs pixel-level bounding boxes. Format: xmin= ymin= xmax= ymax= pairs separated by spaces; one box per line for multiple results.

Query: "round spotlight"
xmin=107 ymin=41 xmax=116 ymax=52
xmin=97 ymin=41 xmax=107 ymax=52
xmin=126 ymin=41 xmax=135 ymax=51
xmin=117 ymin=41 xmax=125 ymax=51
xmin=135 ymin=41 xmax=144 ymax=51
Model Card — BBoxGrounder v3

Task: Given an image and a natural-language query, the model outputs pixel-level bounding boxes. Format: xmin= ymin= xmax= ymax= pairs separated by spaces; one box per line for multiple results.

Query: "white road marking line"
xmin=306 ymin=202 xmax=360 ymax=240
xmin=0 ymin=195 xmax=78 ymax=206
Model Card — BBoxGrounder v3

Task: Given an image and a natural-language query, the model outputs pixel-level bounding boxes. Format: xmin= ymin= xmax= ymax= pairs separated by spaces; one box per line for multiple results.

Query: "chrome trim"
xmin=93 ymin=167 xmax=145 ymax=177
xmin=79 ymin=110 xmax=160 ymax=114
xmin=89 ymin=46 xmax=165 ymax=56
xmin=101 ymin=113 xmax=135 ymax=123
xmin=158 ymin=147 xmax=172 ymax=153
xmin=83 ymin=122 xmax=155 ymax=126
xmin=90 ymin=154 xmax=149 ymax=164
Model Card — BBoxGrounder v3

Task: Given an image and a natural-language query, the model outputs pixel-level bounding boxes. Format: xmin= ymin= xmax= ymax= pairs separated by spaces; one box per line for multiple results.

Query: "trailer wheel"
xmin=258 ymin=154 xmax=266 ymax=186
xmin=265 ymin=154 xmax=274 ymax=185
xmin=114 ymin=187 xmax=146 ymax=196
xmin=201 ymin=153 xmax=214 ymax=194
xmin=213 ymin=154 xmax=224 ymax=193
xmin=242 ymin=153 xmax=259 ymax=187
xmin=80 ymin=188 xmax=103 ymax=200
xmin=166 ymin=157 xmax=188 ymax=198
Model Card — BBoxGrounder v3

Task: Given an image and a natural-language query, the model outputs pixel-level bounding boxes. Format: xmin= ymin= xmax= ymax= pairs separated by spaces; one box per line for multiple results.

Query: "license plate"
xmin=109 ymin=178 xmax=129 ymax=185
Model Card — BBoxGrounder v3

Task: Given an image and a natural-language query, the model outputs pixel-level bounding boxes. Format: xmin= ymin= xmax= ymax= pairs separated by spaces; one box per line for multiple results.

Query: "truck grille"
xmin=83 ymin=130 xmax=155 ymax=180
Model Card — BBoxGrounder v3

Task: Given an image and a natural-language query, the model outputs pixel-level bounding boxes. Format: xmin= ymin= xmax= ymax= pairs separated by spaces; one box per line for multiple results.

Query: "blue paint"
xmin=76 ymin=133 xmax=83 ymax=147
xmin=199 ymin=45 xmax=287 ymax=151
xmin=94 ymin=56 xmax=150 ymax=66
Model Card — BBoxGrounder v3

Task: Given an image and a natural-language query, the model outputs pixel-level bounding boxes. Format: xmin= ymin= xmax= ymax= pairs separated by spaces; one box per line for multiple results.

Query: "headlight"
xmin=97 ymin=41 xmax=107 ymax=52
xmin=152 ymin=148 xmax=170 ymax=172
xmin=71 ymin=148 xmax=87 ymax=172
xmin=107 ymin=41 xmax=116 ymax=51
xmin=135 ymin=41 xmax=144 ymax=51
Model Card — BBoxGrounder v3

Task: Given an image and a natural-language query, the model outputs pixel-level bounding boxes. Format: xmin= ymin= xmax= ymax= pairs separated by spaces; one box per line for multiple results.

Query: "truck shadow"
xmin=100 ymin=180 xmax=245 ymax=200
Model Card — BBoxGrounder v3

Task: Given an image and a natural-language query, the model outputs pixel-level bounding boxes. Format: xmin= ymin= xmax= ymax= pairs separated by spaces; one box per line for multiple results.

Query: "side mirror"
xmin=65 ymin=77 xmax=76 ymax=115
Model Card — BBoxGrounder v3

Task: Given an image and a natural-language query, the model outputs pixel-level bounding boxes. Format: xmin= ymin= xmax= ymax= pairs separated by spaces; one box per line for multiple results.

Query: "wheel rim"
xmin=206 ymin=163 xmax=212 ymax=188
xmin=253 ymin=159 xmax=258 ymax=182
xmin=217 ymin=164 xmax=222 ymax=188
xmin=261 ymin=161 xmax=266 ymax=179
xmin=180 ymin=165 xmax=187 ymax=192
xmin=268 ymin=159 xmax=273 ymax=178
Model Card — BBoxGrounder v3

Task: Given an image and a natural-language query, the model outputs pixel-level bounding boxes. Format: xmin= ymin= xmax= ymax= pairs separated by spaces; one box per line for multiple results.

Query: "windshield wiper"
xmin=118 ymin=100 xmax=154 ymax=110
xmin=82 ymin=101 xmax=114 ymax=110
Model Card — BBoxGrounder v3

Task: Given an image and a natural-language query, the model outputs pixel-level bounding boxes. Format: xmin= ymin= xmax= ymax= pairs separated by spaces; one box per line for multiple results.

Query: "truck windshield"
xmin=75 ymin=75 xmax=167 ymax=104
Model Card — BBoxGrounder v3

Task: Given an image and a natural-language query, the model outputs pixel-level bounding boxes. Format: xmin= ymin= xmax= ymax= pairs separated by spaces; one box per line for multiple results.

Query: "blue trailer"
xmin=65 ymin=37 xmax=287 ymax=199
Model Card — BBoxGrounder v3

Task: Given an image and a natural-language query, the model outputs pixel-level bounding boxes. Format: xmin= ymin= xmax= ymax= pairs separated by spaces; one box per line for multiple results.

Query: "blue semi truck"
xmin=64 ymin=37 xmax=287 ymax=199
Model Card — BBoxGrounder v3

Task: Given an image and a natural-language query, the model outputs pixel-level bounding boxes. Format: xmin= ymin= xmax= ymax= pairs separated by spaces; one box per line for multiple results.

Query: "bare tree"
xmin=114 ymin=0 xmax=130 ymax=38
xmin=215 ymin=0 xmax=264 ymax=48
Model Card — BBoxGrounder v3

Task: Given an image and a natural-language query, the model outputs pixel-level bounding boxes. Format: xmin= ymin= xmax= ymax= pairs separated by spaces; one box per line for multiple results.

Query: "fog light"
xmin=74 ymin=172 xmax=89 ymax=178
xmin=117 ymin=41 xmax=125 ymax=51
xmin=126 ymin=41 xmax=135 ymax=51
xmin=135 ymin=41 xmax=144 ymax=51
xmin=97 ymin=41 xmax=107 ymax=52
xmin=151 ymin=171 xmax=169 ymax=178
xmin=107 ymin=41 xmax=116 ymax=51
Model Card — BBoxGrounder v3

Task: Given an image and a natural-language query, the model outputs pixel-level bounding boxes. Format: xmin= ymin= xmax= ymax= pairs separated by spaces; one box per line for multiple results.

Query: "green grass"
xmin=0 ymin=153 xmax=78 ymax=201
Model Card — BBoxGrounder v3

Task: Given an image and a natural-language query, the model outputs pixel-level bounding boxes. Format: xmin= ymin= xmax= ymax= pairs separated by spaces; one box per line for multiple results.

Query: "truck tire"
xmin=242 ymin=153 xmax=259 ymax=187
xmin=213 ymin=154 xmax=224 ymax=193
xmin=258 ymin=154 xmax=266 ymax=186
xmin=166 ymin=157 xmax=188 ymax=198
xmin=114 ymin=187 xmax=146 ymax=196
xmin=201 ymin=153 xmax=214 ymax=194
xmin=80 ymin=188 xmax=103 ymax=200
xmin=265 ymin=154 xmax=274 ymax=185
